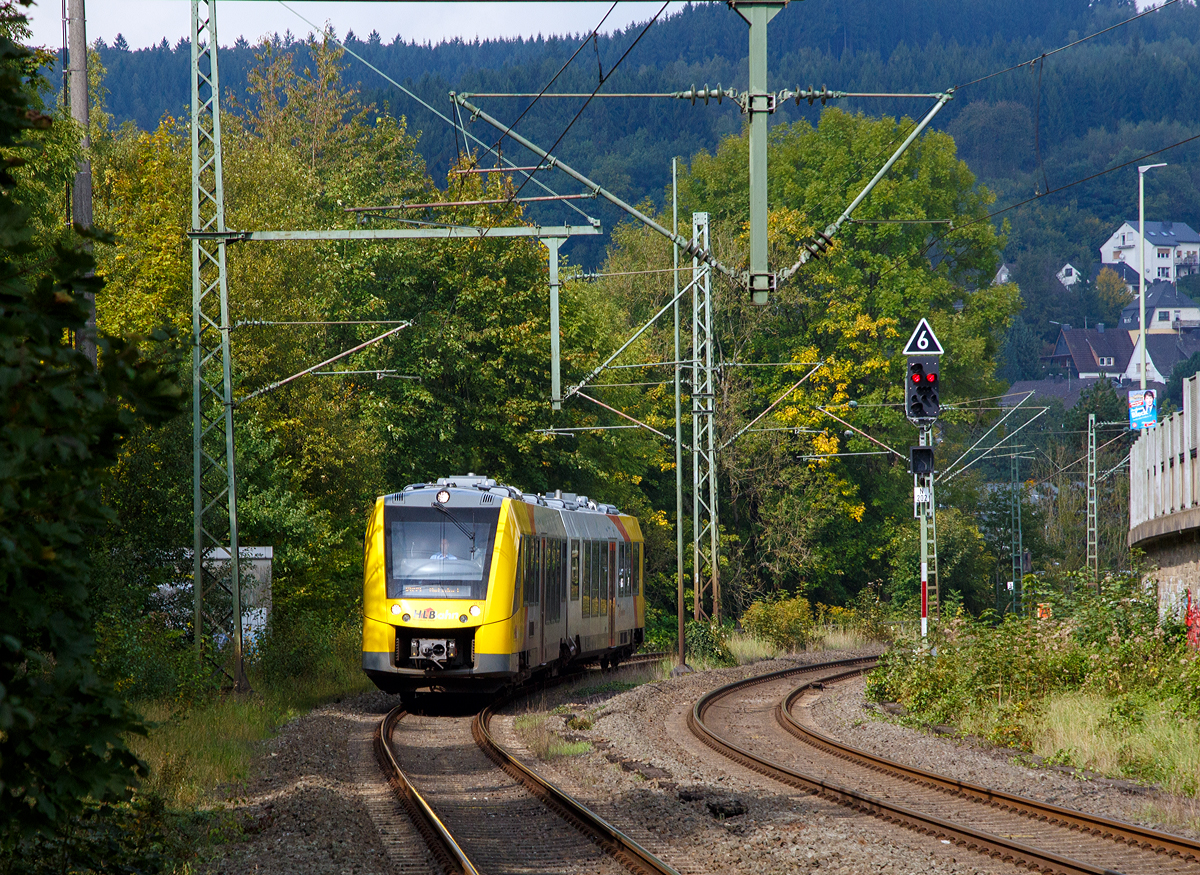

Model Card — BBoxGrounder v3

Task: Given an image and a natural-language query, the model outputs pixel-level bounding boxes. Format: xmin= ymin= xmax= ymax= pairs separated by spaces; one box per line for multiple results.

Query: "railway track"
xmin=688 ymin=658 xmax=1200 ymax=875
xmin=374 ymin=654 xmax=679 ymax=875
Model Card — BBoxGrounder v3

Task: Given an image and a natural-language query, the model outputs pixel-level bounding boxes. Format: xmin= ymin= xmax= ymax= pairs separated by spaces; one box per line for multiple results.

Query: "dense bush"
xmin=3 ymin=795 xmax=186 ymax=875
xmin=250 ymin=610 xmax=364 ymax=690
xmin=865 ymin=568 xmax=1199 ymax=745
xmin=742 ymin=595 xmax=814 ymax=651
xmin=0 ymin=9 xmax=184 ymax=852
xmin=685 ymin=619 xmax=735 ymax=666
xmin=640 ymin=605 xmax=678 ymax=653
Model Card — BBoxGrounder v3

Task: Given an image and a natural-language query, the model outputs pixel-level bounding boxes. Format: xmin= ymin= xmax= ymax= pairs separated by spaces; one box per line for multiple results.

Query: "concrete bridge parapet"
xmin=1130 ymin=373 xmax=1200 ymax=622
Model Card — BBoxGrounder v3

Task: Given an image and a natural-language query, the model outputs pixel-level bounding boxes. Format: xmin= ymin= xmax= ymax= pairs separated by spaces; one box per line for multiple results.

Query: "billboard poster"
xmin=1129 ymin=388 xmax=1158 ymax=429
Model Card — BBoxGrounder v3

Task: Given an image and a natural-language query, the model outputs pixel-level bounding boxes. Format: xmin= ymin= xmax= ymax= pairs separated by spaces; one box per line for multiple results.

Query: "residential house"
xmin=1118 ymin=280 xmax=1200 ymax=332
xmin=1100 ymin=220 xmax=1200 ymax=283
xmin=1057 ymin=262 xmax=1081 ymax=286
xmin=1124 ymin=331 xmax=1200 ymax=385
xmin=1045 ymin=324 xmax=1133 ymax=379
xmin=993 ymin=263 xmax=1013 ymax=285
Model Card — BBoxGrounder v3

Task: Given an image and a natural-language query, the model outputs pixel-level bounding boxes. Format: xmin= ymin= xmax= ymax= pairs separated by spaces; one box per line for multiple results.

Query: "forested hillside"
xmin=86 ymin=0 xmax=1200 ymax=282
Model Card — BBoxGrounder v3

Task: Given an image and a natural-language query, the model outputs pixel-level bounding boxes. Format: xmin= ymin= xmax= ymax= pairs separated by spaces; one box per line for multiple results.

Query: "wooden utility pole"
xmin=67 ymin=0 xmax=95 ymax=364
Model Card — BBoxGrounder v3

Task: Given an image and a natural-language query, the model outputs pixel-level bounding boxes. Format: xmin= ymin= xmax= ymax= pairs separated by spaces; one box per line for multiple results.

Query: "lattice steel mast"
xmin=1010 ymin=453 xmax=1023 ymax=614
xmin=1087 ymin=412 xmax=1098 ymax=587
xmin=190 ymin=0 xmax=246 ymax=690
xmin=691 ymin=213 xmax=719 ymax=621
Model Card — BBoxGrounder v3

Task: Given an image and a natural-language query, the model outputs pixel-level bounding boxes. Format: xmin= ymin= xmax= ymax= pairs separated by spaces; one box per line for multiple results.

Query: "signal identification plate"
xmin=903 ymin=318 xmax=944 ymax=356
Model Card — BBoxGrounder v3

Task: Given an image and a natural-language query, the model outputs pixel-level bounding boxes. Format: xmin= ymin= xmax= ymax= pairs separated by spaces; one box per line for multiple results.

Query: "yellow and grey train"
xmin=362 ymin=474 xmax=645 ymax=696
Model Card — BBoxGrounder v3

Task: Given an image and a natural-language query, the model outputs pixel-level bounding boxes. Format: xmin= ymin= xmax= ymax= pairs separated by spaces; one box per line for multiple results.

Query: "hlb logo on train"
xmin=408 ymin=607 xmax=453 ymax=619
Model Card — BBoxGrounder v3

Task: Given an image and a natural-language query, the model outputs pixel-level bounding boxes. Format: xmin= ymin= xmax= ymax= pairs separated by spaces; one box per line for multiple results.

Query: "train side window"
xmin=599 ymin=541 xmax=609 ymax=613
xmin=546 ymin=538 xmax=561 ymax=623
xmin=576 ymin=540 xmax=585 ymax=614
xmin=620 ymin=541 xmax=628 ymax=597
xmin=524 ymin=537 xmax=540 ymax=605
xmin=561 ymin=540 xmax=568 ymax=603
xmin=615 ymin=541 xmax=623 ymax=597
xmin=591 ymin=541 xmax=600 ymax=617
xmin=628 ymin=542 xmax=638 ymax=597
xmin=619 ymin=542 xmax=628 ymax=597
xmin=554 ymin=540 xmax=563 ymax=620
xmin=570 ymin=539 xmax=580 ymax=602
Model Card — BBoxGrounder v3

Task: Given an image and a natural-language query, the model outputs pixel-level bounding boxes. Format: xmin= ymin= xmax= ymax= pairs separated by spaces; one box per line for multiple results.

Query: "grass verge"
xmin=129 ymin=617 xmax=372 ymax=808
xmin=1029 ymin=692 xmax=1200 ymax=796
xmin=514 ymin=714 xmax=593 ymax=759
xmin=129 ymin=668 xmax=373 ymax=807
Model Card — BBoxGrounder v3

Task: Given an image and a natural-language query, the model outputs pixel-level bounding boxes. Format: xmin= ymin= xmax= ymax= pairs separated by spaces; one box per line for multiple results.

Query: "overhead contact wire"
xmin=276 ymin=0 xmax=593 ymax=223
xmin=489 ymin=2 xmax=618 ymax=156
xmin=880 ymin=129 xmax=1200 ymax=284
xmin=508 ymin=1 xmax=671 ymax=205
xmin=954 ymin=0 xmax=1183 ymax=90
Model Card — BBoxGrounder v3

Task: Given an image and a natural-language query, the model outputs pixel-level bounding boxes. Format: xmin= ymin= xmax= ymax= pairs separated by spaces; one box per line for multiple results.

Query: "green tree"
xmin=1064 ymin=379 xmax=1126 ymax=431
xmin=0 ymin=4 xmax=182 ymax=849
xmin=90 ymin=35 xmax=663 ymax=635
xmin=1166 ymin=351 xmax=1200 ymax=408
xmin=680 ymin=110 xmax=1015 ymax=605
xmin=1094 ymin=266 xmax=1133 ymax=326
xmin=999 ymin=316 xmax=1045 ymax=383
xmin=886 ymin=507 xmax=994 ymax=616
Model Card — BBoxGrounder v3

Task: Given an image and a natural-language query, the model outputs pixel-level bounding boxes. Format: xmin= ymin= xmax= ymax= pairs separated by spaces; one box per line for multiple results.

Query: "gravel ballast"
xmin=198 ymin=690 xmax=433 ymax=875
xmin=805 ymin=674 xmax=1200 ymax=841
xmin=202 ymin=654 xmax=1198 ymax=873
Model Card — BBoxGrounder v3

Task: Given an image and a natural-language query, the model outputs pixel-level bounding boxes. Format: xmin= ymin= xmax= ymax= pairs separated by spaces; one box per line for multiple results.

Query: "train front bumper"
xmin=362 ymin=615 xmax=518 ymax=692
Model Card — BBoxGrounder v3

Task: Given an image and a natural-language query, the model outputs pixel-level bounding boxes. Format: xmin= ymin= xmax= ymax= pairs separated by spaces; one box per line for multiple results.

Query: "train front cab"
xmin=362 ymin=490 xmax=524 ymax=695
xmin=363 ymin=485 xmax=644 ymax=696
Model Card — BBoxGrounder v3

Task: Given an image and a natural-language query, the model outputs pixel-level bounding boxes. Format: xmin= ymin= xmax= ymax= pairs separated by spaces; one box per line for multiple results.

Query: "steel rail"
xmin=472 ymin=712 xmax=679 ymax=875
xmin=777 ymin=680 xmax=1200 ymax=866
xmin=471 ymin=667 xmax=681 ymax=875
xmin=687 ymin=660 xmax=1128 ymax=875
xmin=375 ymin=706 xmax=481 ymax=875
xmin=376 ymin=653 xmax=671 ymax=874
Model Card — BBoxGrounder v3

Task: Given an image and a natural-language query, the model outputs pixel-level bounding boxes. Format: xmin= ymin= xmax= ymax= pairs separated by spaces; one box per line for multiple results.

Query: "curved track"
xmin=688 ymin=659 xmax=1200 ymax=875
xmin=375 ymin=655 xmax=679 ymax=875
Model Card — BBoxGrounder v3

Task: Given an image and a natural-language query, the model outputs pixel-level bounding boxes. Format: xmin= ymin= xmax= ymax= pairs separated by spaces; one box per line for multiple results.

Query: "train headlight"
xmin=402 ymin=613 xmax=411 ymax=622
xmin=436 ymin=489 xmax=450 ymax=504
xmin=391 ymin=604 xmax=402 ymax=615
xmin=469 ymin=605 xmax=481 ymax=617
xmin=459 ymin=614 xmax=468 ymax=623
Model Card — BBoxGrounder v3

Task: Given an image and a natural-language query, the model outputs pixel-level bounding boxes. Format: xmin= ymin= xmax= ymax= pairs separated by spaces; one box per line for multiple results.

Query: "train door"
xmin=608 ymin=541 xmax=617 ymax=647
xmin=568 ymin=538 xmax=580 ymax=650
xmin=537 ymin=535 xmax=547 ymax=664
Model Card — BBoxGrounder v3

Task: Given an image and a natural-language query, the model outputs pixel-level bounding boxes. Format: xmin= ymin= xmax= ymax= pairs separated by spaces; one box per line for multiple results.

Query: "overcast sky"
xmin=25 ymin=1 xmax=678 ymax=51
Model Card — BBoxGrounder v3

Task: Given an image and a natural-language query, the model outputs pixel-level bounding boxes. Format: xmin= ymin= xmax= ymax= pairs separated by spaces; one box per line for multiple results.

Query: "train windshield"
xmin=385 ymin=505 xmax=500 ymax=600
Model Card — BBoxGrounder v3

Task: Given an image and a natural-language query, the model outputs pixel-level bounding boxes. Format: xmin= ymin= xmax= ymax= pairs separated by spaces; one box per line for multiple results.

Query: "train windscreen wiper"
xmin=431 ymin=502 xmax=477 ymax=556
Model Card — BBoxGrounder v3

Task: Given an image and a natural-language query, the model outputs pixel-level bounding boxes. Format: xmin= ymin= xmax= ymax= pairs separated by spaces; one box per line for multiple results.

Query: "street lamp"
xmin=1139 ymin=162 xmax=1167 ymax=390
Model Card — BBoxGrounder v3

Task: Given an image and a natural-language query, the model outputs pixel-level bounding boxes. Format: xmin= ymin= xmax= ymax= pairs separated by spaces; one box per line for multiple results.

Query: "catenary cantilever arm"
xmin=778 ymin=91 xmax=954 ymax=283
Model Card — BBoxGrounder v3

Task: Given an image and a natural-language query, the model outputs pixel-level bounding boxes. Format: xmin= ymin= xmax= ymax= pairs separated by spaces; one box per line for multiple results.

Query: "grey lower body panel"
xmin=363 ymin=651 xmax=518 ymax=694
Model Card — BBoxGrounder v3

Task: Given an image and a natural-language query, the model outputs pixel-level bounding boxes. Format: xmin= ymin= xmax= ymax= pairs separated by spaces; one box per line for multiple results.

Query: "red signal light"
xmin=926 ymin=373 xmax=937 ymax=383
xmin=911 ymin=374 xmax=921 ymax=383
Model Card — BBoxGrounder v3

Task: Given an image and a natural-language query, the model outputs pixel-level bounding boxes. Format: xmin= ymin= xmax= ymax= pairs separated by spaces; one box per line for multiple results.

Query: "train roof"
xmin=382 ymin=474 xmax=622 ymax=515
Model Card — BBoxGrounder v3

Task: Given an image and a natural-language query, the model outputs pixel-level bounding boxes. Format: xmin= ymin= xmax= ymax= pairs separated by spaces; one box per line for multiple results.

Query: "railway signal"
xmin=909 ymin=446 xmax=935 ymax=475
xmin=906 ymin=357 xmax=941 ymax=422
xmin=903 ymin=319 xmax=944 ymax=640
